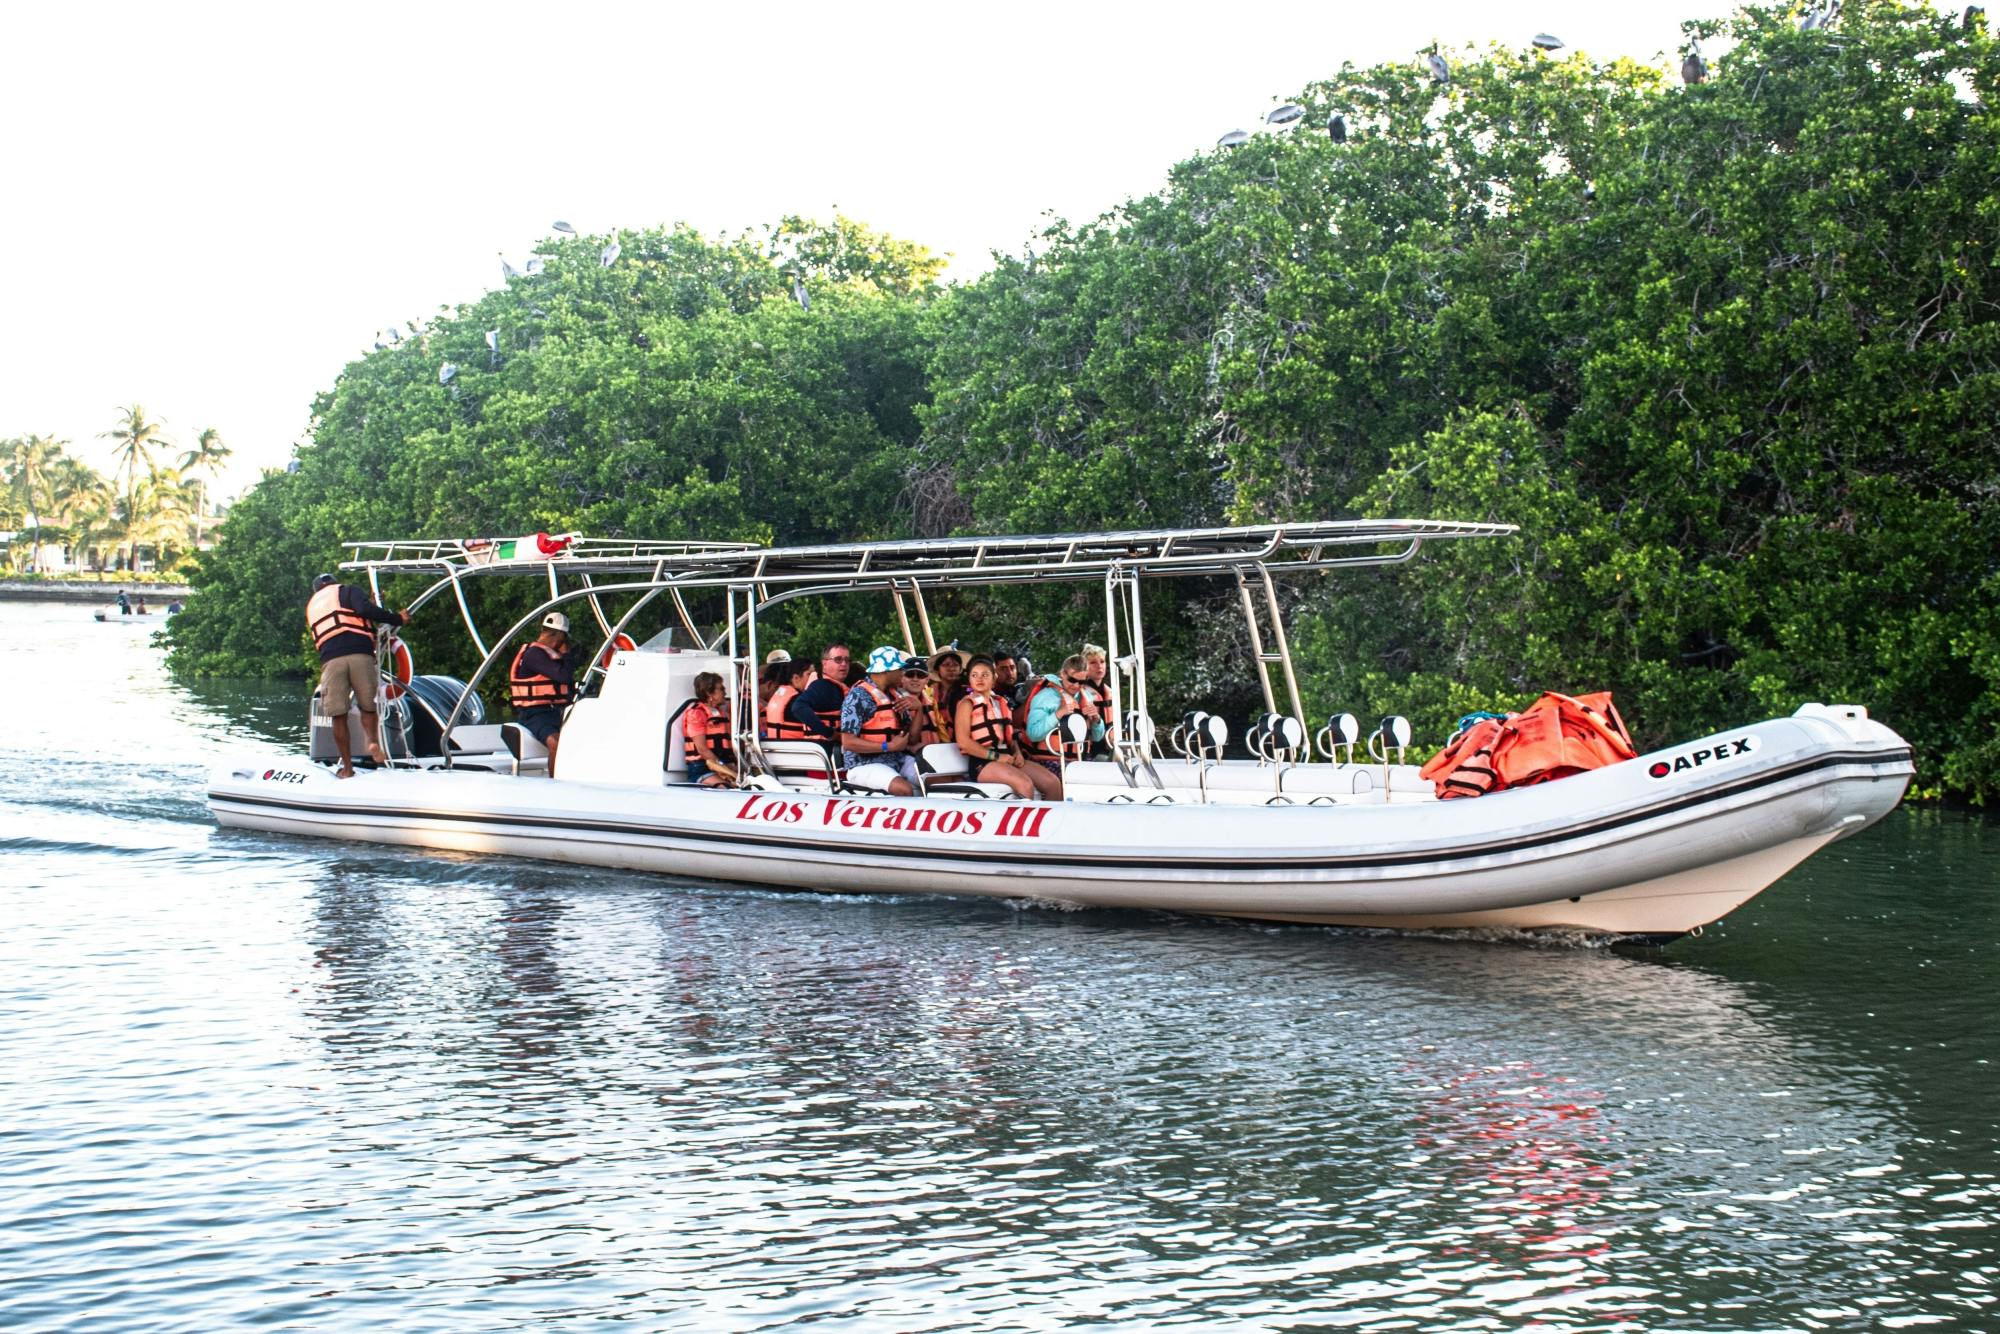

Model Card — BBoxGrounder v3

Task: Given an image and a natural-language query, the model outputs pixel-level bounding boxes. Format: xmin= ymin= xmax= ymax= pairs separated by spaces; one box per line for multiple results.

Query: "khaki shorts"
xmin=319 ymin=652 xmax=380 ymax=716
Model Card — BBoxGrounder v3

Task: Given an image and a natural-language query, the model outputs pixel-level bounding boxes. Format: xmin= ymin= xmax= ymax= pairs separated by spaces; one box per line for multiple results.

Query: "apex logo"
xmin=1648 ymin=735 xmax=1758 ymax=778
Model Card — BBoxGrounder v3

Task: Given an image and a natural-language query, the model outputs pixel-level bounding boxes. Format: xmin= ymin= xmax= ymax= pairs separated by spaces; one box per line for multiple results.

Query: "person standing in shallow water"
xmin=304 ymin=572 xmax=408 ymax=778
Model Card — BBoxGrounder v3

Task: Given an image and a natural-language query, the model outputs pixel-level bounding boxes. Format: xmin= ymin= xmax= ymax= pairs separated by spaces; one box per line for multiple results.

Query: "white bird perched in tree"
xmin=1217 ymin=128 xmax=1251 ymax=149
xmin=600 ymin=239 xmax=621 ymax=267
xmin=438 ymin=362 xmax=457 ymax=385
xmin=523 ymin=257 xmax=545 ymax=275
xmin=551 ymin=220 xmax=576 ymax=236
xmin=1266 ymin=103 xmax=1304 ymax=127
xmin=793 ymin=278 xmax=810 ymax=311
xmin=1427 ymin=51 xmax=1450 ymax=84
xmin=372 ymin=333 xmax=387 ymax=352
xmin=386 ymin=326 xmax=403 ymax=344
xmin=500 ymin=256 xmax=520 ymax=281
xmin=484 ymin=329 xmax=499 ymax=352
xmin=1531 ymin=32 xmax=1564 ymax=50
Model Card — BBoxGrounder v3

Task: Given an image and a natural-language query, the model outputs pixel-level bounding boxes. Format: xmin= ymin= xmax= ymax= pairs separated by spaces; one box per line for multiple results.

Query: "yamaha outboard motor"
xmin=399 ymin=675 xmax=485 ymax=757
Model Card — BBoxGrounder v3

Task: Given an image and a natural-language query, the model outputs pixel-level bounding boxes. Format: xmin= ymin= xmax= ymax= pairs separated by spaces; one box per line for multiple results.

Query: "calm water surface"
xmin=3 ymin=599 xmax=1994 ymax=1331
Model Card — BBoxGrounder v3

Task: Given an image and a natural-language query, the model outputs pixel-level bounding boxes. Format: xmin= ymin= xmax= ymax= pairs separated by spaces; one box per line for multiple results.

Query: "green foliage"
xmin=165 ymin=219 xmax=939 ymax=689
xmin=920 ymin=2 xmax=2000 ymax=801
xmin=167 ymin=5 xmax=2000 ymax=800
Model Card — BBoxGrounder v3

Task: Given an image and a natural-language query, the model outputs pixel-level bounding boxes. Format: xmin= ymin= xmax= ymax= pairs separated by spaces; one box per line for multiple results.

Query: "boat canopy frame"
xmin=337 ymin=519 xmax=1516 ymax=775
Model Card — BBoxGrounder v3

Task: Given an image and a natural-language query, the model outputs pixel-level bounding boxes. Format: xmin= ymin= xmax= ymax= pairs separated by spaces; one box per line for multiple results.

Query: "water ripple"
xmin=1 ymin=599 xmax=1995 ymax=1331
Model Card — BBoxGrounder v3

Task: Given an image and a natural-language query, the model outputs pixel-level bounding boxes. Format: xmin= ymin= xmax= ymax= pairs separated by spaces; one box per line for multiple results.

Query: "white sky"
xmin=0 ymin=1 xmax=1728 ymax=498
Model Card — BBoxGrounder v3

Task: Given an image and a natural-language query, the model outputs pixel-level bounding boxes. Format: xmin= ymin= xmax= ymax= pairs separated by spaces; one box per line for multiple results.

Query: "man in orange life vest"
xmin=306 ymin=573 xmax=409 ymax=778
xmin=839 ymin=645 xmax=923 ymax=796
xmin=510 ymin=612 xmax=581 ymax=777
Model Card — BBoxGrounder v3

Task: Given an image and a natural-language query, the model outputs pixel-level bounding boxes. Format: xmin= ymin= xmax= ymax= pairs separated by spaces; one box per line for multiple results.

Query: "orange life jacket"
xmin=849 ymin=680 xmax=904 ymax=748
xmin=763 ymin=684 xmax=812 ymax=741
xmin=1419 ymin=692 xmax=1637 ymax=799
xmin=915 ymin=683 xmax=953 ymax=745
xmin=305 ymin=584 xmax=372 ymax=652
xmin=1419 ymin=718 xmax=1506 ymax=798
xmin=962 ymin=690 xmax=1016 ymax=757
xmin=682 ymin=702 xmax=735 ymax=766
xmin=509 ymin=642 xmax=574 ymax=711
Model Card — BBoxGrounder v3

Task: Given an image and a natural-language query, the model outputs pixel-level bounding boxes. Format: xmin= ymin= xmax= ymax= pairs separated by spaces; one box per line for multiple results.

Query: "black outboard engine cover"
xmin=399 ymin=675 xmax=484 ymax=758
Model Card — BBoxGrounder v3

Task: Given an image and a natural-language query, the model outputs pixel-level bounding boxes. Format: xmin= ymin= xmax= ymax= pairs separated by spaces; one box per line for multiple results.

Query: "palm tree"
xmin=101 ymin=404 xmax=170 ymax=572
xmin=178 ymin=427 xmax=230 ymax=546
xmin=5 ymin=435 xmax=67 ymax=573
xmin=128 ymin=468 xmax=195 ymax=569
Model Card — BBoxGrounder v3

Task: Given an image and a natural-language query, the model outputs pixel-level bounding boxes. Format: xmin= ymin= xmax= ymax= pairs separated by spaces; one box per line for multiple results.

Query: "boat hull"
xmin=206 ymin=710 xmax=1912 ymax=940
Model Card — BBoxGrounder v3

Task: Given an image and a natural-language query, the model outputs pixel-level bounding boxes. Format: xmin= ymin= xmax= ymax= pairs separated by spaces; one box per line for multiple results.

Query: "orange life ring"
xmin=598 ymin=632 xmax=638 ymax=670
xmin=383 ymin=638 xmax=414 ymax=700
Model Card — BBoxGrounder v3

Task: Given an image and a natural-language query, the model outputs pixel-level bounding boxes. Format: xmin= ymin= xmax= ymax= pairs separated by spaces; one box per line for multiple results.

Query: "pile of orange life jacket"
xmin=1417 ymin=691 xmax=1638 ymax=799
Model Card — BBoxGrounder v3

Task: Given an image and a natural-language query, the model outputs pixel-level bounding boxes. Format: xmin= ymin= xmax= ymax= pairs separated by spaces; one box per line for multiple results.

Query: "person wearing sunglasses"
xmin=800 ymin=642 xmax=854 ymax=734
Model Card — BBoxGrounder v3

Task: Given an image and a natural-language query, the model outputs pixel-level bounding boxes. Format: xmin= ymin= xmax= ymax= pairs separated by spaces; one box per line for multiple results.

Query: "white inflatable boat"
xmin=205 ymin=522 xmax=1912 ymax=943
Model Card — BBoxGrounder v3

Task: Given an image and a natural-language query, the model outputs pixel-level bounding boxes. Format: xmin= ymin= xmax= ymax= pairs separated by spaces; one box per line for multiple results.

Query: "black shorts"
xmin=517 ymin=707 xmax=563 ymax=744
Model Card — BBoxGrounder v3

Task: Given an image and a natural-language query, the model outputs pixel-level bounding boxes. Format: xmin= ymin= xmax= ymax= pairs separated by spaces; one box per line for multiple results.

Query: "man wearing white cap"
xmin=509 ymin=612 xmax=581 ymax=776
xmin=838 ymin=644 xmax=923 ymax=795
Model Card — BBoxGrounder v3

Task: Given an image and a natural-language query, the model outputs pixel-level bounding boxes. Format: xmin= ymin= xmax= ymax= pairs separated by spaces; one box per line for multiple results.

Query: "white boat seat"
xmin=759 ymin=739 xmax=838 ymax=792
xmin=447 ymin=724 xmax=507 ymax=754
xmin=1063 ymin=758 xmax=1430 ymax=804
xmin=500 ymin=723 xmax=549 ymax=776
xmin=915 ymin=743 xmax=1018 ymax=800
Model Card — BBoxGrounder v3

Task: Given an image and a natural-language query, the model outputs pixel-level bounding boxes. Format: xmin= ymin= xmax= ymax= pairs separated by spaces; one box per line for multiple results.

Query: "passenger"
xmin=681 ymin=671 xmax=739 ymax=787
xmin=955 ymin=655 xmax=1058 ymax=801
xmin=306 ymin=571 xmax=410 ymax=778
xmin=1020 ymin=655 xmax=1104 ymax=796
xmin=800 ymin=641 xmax=852 ymax=735
xmin=932 ymin=648 xmax=966 ymax=711
xmin=1079 ymin=644 xmax=1115 ymax=757
xmin=991 ymin=649 xmax=1020 ymax=706
xmin=117 ymin=589 xmax=131 ymax=616
xmin=509 ymin=612 xmax=582 ymax=778
xmin=839 ymin=645 xmax=922 ymax=796
xmin=764 ymin=657 xmax=836 ymax=745
xmin=757 ymin=656 xmax=790 ymax=716
xmin=904 ymin=660 xmax=940 ymax=752
xmin=1007 ymin=650 xmax=1036 ymax=709
xmin=917 ymin=649 xmax=963 ymax=746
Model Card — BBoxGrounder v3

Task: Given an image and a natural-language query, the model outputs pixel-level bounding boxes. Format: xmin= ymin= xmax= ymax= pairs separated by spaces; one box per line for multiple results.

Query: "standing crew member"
xmin=510 ymin=612 xmax=581 ymax=777
xmin=839 ymin=645 xmax=923 ymax=796
xmin=306 ymin=572 xmax=409 ymax=779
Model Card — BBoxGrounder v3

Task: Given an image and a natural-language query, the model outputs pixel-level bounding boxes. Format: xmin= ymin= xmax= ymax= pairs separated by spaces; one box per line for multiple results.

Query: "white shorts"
xmin=845 ymin=755 xmax=920 ymax=789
